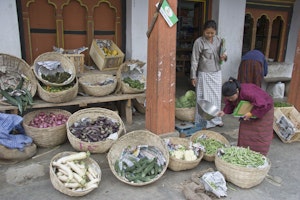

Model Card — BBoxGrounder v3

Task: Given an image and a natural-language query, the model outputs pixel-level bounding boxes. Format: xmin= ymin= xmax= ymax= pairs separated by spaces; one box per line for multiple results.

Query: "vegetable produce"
xmin=194 ymin=137 xmax=225 ymax=155
xmin=165 ymin=139 xmax=199 ymax=161
xmin=69 ymin=116 xmax=120 ymax=142
xmin=176 ymin=90 xmax=196 ymax=108
xmin=218 ymin=146 xmax=267 ymax=168
xmin=41 ymin=71 xmax=71 ymax=84
xmin=51 ymin=152 xmax=100 ymax=191
xmin=274 ymin=101 xmax=293 ymax=107
xmin=123 ymin=77 xmax=144 ymax=90
xmin=115 ymin=145 xmax=166 ymax=183
xmin=41 ymin=81 xmax=74 ymax=92
xmin=28 ymin=111 xmax=69 ymax=128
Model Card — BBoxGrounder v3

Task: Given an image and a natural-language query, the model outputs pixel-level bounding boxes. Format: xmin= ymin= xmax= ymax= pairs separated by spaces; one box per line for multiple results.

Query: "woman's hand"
xmin=191 ymin=79 xmax=196 ymax=87
xmin=242 ymin=112 xmax=253 ymax=120
xmin=220 ymin=54 xmax=227 ymax=61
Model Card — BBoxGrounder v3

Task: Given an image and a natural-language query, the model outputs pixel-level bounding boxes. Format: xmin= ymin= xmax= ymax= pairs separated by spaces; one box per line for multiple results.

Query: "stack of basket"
xmin=33 ymin=52 xmax=78 ymax=103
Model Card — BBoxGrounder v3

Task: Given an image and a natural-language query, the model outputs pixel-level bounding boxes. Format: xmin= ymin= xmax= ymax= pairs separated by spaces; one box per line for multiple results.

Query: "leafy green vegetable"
xmin=175 ymin=90 xmax=196 ymax=108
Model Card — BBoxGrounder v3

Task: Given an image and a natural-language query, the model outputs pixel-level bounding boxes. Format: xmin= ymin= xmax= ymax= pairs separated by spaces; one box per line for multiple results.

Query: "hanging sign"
xmin=156 ymin=0 xmax=178 ymax=27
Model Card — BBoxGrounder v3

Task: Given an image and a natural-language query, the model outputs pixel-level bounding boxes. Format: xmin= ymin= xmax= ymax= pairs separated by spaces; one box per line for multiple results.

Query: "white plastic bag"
xmin=267 ymin=82 xmax=285 ymax=98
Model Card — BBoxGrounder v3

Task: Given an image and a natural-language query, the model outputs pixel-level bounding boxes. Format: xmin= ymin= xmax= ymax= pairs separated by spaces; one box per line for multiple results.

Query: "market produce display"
xmin=194 ymin=136 xmax=225 ymax=156
xmin=28 ymin=111 xmax=69 ymax=128
xmin=50 ymin=151 xmax=101 ymax=196
xmin=96 ymin=39 xmax=119 ymax=56
xmin=114 ymin=145 xmax=167 ymax=183
xmin=69 ymin=116 xmax=120 ymax=142
xmin=175 ymin=90 xmax=196 ymax=108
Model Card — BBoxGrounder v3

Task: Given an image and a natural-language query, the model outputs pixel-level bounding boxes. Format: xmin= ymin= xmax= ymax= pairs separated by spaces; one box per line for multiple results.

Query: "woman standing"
xmin=190 ymin=20 xmax=227 ymax=129
xmin=219 ymin=77 xmax=274 ymax=156
xmin=237 ymin=49 xmax=268 ymax=87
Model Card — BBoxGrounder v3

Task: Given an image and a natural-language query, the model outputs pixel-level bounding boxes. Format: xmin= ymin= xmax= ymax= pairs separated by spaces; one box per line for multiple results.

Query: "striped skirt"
xmin=237 ymin=107 xmax=274 ymax=156
xmin=237 ymin=60 xmax=263 ymax=87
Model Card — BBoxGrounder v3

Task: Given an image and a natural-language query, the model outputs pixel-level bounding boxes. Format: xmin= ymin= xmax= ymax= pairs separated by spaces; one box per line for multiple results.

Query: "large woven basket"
xmin=0 ymin=143 xmax=37 ymax=162
xmin=107 ymin=130 xmax=169 ymax=186
xmin=37 ymin=78 xmax=78 ymax=103
xmin=78 ymin=73 xmax=117 ymax=97
xmin=115 ymin=60 xmax=146 ymax=94
xmin=166 ymin=137 xmax=204 ymax=171
xmin=0 ymin=53 xmax=37 ymax=105
xmin=190 ymin=130 xmax=230 ymax=162
xmin=23 ymin=109 xmax=72 ymax=147
xmin=66 ymin=108 xmax=126 ymax=153
xmin=33 ymin=52 xmax=76 ymax=87
xmin=49 ymin=151 xmax=101 ymax=196
xmin=175 ymin=107 xmax=195 ymax=122
xmin=215 ymin=151 xmax=271 ymax=188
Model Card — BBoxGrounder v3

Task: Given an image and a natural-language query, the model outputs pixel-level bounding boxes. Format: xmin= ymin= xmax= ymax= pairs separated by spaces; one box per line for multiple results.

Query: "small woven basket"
xmin=0 ymin=143 xmax=37 ymax=162
xmin=78 ymin=73 xmax=117 ymax=97
xmin=22 ymin=109 xmax=72 ymax=147
xmin=49 ymin=151 xmax=101 ymax=196
xmin=107 ymin=130 xmax=169 ymax=186
xmin=190 ymin=130 xmax=230 ymax=162
xmin=66 ymin=108 xmax=126 ymax=153
xmin=0 ymin=53 xmax=37 ymax=105
xmin=33 ymin=52 xmax=76 ymax=87
xmin=115 ymin=60 xmax=146 ymax=94
xmin=37 ymin=78 xmax=78 ymax=103
xmin=215 ymin=151 xmax=271 ymax=188
xmin=166 ymin=137 xmax=204 ymax=171
xmin=175 ymin=107 xmax=195 ymax=122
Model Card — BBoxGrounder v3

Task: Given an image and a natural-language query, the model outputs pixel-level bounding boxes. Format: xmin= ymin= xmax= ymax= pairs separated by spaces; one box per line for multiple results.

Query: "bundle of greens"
xmin=175 ymin=90 xmax=196 ymax=108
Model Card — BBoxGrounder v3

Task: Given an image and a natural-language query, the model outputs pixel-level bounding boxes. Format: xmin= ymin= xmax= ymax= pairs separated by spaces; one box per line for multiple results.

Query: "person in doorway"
xmin=218 ymin=77 xmax=274 ymax=156
xmin=190 ymin=20 xmax=227 ymax=129
xmin=237 ymin=49 xmax=268 ymax=87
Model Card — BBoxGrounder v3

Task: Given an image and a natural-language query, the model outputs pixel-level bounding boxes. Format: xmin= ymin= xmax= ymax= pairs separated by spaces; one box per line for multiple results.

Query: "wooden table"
xmin=0 ymin=93 xmax=146 ymax=124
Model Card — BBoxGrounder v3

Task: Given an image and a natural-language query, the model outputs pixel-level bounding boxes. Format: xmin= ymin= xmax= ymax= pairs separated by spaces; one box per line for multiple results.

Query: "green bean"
xmin=195 ymin=138 xmax=225 ymax=155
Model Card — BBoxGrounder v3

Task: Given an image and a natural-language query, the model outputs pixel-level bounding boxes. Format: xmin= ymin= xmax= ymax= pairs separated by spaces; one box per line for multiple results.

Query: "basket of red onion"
xmin=23 ymin=109 xmax=71 ymax=147
xmin=66 ymin=107 xmax=126 ymax=153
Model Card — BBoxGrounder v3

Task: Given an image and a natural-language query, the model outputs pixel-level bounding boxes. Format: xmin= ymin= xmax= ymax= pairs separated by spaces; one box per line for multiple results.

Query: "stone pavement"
xmin=0 ymin=110 xmax=300 ymax=200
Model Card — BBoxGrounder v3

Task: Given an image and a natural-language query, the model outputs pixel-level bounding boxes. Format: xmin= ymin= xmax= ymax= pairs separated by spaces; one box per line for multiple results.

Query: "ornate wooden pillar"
xmin=146 ymin=0 xmax=177 ymax=135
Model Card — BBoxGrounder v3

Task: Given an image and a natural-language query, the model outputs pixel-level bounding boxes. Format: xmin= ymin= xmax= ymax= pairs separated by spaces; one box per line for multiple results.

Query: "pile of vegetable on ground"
xmin=176 ymin=90 xmax=196 ymax=108
xmin=0 ymin=72 xmax=33 ymax=114
xmin=28 ymin=111 xmax=69 ymax=128
xmin=193 ymin=134 xmax=226 ymax=156
xmin=217 ymin=146 xmax=268 ymax=168
xmin=69 ymin=116 xmax=120 ymax=142
xmin=51 ymin=152 xmax=101 ymax=191
xmin=114 ymin=145 xmax=167 ymax=183
xmin=164 ymin=138 xmax=203 ymax=161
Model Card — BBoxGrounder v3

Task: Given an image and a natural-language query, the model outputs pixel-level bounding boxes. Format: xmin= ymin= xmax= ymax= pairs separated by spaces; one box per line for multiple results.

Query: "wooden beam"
xmin=146 ymin=0 xmax=177 ymax=134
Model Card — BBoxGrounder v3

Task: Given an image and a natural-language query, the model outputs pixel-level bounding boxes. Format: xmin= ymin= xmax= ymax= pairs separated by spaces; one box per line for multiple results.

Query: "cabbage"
xmin=185 ymin=90 xmax=196 ymax=101
xmin=175 ymin=90 xmax=196 ymax=108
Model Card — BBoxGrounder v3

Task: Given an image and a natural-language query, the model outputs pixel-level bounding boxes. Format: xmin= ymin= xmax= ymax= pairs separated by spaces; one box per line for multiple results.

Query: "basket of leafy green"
xmin=175 ymin=90 xmax=196 ymax=122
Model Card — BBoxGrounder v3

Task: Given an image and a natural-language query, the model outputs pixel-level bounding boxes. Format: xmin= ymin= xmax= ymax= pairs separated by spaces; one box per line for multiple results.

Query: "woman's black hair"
xmin=203 ymin=20 xmax=217 ymax=30
xmin=222 ymin=77 xmax=241 ymax=97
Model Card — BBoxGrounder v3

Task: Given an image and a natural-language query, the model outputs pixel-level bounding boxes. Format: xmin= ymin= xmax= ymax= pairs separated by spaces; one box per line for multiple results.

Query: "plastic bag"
xmin=267 ymin=82 xmax=285 ymax=98
xmin=201 ymin=171 xmax=227 ymax=198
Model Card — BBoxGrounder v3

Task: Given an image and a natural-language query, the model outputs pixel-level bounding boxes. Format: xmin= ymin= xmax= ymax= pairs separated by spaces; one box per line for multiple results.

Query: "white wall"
xmin=212 ymin=0 xmax=246 ymax=82
xmin=126 ymin=0 xmax=148 ymax=64
xmin=285 ymin=0 xmax=300 ymax=63
xmin=0 ymin=0 xmax=21 ymax=57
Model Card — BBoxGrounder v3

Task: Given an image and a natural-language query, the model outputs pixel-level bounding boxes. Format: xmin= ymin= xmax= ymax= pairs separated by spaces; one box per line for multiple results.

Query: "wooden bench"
xmin=0 ymin=93 xmax=146 ymax=124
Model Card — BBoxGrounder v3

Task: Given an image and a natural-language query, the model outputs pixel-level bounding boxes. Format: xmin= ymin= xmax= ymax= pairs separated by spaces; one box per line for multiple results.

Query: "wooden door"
xmin=18 ymin=0 xmax=124 ymax=65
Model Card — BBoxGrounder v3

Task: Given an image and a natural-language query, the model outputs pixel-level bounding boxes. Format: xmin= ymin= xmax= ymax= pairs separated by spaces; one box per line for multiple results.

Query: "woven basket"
xmin=107 ymin=130 xmax=169 ymax=186
xmin=33 ymin=52 xmax=76 ymax=87
xmin=66 ymin=108 xmax=126 ymax=153
xmin=166 ymin=137 xmax=204 ymax=171
xmin=49 ymin=151 xmax=101 ymax=196
xmin=115 ymin=60 xmax=146 ymax=94
xmin=175 ymin=107 xmax=195 ymax=122
xmin=22 ymin=109 xmax=72 ymax=147
xmin=0 ymin=143 xmax=37 ymax=161
xmin=273 ymin=107 xmax=300 ymax=143
xmin=37 ymin=78 xmax=78 ymax=103
xmin=78 ymin=73 xmax=117 ymax=97
xmin=190 ymin=130 xmax=230 ymax=162
xmin=215 ymin=151 xmax=271 ymax=188
xmin=0 ymin=53 xmax=37 ymax=105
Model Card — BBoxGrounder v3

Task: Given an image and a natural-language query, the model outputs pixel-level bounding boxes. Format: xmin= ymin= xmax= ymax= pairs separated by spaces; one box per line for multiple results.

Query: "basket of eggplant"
xmin=66 ymin=108 xmax=126 ymax=153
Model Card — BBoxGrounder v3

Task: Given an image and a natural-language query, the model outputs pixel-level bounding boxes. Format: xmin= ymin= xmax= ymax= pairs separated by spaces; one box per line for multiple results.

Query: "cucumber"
xmin=141 ymin=158 xmax=156 ymax=177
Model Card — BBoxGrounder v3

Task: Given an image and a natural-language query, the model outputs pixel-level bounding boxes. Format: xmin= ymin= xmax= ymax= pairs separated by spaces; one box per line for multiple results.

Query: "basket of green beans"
xmin=215 ymin=146 xmax=271 ymax=189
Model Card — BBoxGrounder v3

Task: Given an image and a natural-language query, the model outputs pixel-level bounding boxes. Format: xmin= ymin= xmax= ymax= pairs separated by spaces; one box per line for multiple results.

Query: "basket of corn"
xmin=175 ymin=90 xmax=196 ymax=122
xmin=0 ymin=53 xmax=37 ymax=114
xmin=37 ymin=77 xmax=78 ymax=103
xmin=78 ymin=73 xmax=117 ymax=97
xmin=66 ymin=108 xmax=126 ymax=153
xmin=23 ymin=108 xmax=71 ymax=147
xmin=115 ymin=60 xmax=146 ymax=94
xmin=215 ymin=146 xmax=271 ymax=188
xmin=164 ymin=137 xmax=204 ymax=171
xmin=49 ymin=151 xmax=101 ymax=196
xmin=33 ymin=52 xmax=76 ymax=87
xmin=190 ymin=130 xmax=230 ymax=162
xmin=107 ymin=130 xmax=169 ymax=186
